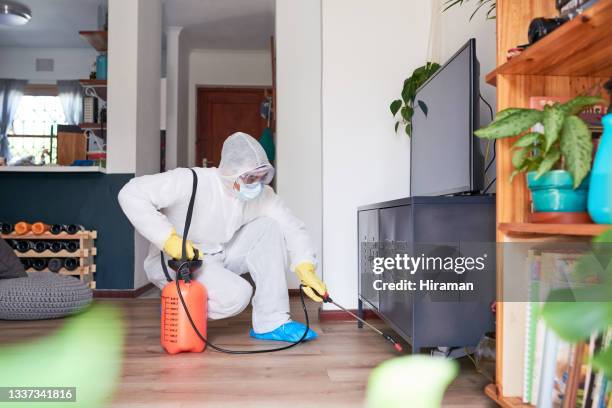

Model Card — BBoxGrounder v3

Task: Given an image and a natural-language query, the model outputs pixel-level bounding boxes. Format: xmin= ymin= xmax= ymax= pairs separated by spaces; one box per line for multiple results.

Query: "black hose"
xmin=174 ymin=272 xmax=311 ymax=354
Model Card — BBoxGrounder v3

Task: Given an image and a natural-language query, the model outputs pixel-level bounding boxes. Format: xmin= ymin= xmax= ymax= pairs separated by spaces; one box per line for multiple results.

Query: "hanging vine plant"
xmin=390 ymin=62 xmax=440 ymax=137
xmin=443 ymin=0 xmax=496 ymax=20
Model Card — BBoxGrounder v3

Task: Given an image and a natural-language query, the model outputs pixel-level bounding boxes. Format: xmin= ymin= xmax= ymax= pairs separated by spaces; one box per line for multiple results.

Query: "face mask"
xmin=235 ymin=181 xmax=263 ymax=201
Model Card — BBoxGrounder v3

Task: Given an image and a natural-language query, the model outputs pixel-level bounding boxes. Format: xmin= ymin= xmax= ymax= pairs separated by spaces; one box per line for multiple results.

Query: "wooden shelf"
xmin=26 ymin=265 xmax=96 ymax=276
xmin=486 ymin=1 xmax=612 ymax=86
xmin=2 ymin=231 xmax=97 ymax=240
xmin=484 ymin=384 xmax=534 ymax=408
xmin=499 ymin=222 xmax=611 ymax=237
xmin=13 ymin=248 xmax=97 ymax=258
xmin=79 ymin=122 xmax=105 ymax=130
xmin=79 ymin=79 xmax=106 ymax=88
xmin=79 ymin=30 xmax=107 ymax=52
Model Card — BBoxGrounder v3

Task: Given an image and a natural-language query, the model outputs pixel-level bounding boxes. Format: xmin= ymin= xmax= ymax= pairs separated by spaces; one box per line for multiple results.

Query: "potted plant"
xmin=474 ymin=95 xmax=605 ymax=216
xmin=390 ymin=62 xmax=440 ymax=137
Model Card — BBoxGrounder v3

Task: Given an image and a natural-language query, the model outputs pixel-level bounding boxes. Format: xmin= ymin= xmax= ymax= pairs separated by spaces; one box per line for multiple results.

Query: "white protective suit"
xmin=118 ymin=132 xmax=316 ymax=332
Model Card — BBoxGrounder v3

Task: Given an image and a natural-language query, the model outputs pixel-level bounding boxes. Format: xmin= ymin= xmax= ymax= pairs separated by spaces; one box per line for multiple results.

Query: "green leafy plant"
xmin=443 ymin=0 xmax=496 ymax=20
xmin=474 ymin=95 xmax=605 ymax=188
xmin=390 ymin=62 xmax=440 ymax=137
xmin=541 ymin=229 xmax=612 ymax=378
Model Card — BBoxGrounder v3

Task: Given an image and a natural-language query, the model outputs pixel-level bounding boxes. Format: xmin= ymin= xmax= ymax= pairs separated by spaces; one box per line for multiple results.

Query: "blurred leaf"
xmin=560 ymin=115 xmax=593 ymax=188
xmin=417 ymin=100 xmax=429 ymax=117
xmin=592 ymin=346 xmax=612 ymax=378
xmin=560 ymin=96 xmax=606 ymax=116
xmin=542 ymin=104 xmax=564 ymax=152
xmin=475 ymin=109 xmax=543 ymax=139
xmin=495 ymin=108 xmax=527 ymax=123
xmin=512 ymin=148 xmax=527 ymax=169
xmin=390 ymin=100 xmax=402 ymax=116
xmin=405 ymin=123 xmax=412 ymax=137
xmin=395 ymin=121 xmax=400 ymax=133
xmin=542 ymin=294 xmax=612 ymax=342
xmin=513 ymin=132 xmax=543 ymax=148
xmin=401 ymin=106 xmax=414 ymax=122
xmin=0 ymin=304 xmax=123 ymax=408
xmin=535 ymin=148 xmax=561 ymax=179
xmin=594 ymin=229 xmax=612 ymax=244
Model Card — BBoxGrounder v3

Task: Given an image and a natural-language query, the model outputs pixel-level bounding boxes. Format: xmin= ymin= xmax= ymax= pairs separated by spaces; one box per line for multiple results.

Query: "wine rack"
xmin=1 ymin=231 xmax=98 ymax=289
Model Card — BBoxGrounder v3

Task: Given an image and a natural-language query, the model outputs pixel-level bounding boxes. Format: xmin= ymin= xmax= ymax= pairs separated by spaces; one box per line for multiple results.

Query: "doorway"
xmin=195 ymin=87 xmax=269 ymax=168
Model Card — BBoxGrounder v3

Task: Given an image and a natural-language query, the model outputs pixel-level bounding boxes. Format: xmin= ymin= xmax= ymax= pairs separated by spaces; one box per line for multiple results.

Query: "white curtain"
xmin=57 ymin=80 xmax=84 ymax=125
xmin=0 ymin=79 xmax=27 ymax=161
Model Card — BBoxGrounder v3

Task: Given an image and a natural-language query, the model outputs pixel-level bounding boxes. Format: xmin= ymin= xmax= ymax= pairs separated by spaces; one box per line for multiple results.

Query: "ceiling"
xmin=165 ymin=0 xmax=275 ymax=50
xmin=0 ymin=0 xmax=100 ymax=48
xmin=0 ymin=0 xmax=275 ymax=50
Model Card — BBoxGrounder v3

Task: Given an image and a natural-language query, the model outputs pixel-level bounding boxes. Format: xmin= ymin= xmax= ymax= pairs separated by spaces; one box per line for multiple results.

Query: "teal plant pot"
xmin=527 ymin=170 xmax=589 ymax=212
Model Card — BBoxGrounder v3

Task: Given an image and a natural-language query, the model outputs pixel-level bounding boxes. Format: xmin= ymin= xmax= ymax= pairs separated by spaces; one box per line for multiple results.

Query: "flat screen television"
xmin=410 ymin=38 xmax=484 ymax=196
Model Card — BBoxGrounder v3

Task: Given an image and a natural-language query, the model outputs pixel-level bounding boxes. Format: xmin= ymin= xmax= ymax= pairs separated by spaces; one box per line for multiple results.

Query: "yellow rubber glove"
xmin=295 ymin=262 xmax=327 ymax=302
xmin=163 ymin=229 xmax=196 ymax=260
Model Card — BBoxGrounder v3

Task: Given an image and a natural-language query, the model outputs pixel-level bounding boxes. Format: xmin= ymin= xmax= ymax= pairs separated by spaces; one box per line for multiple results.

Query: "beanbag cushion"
xmin=0 ymin=272 xmax=92 ymax=320
xmin=0 ymin=238 xmax=27 ymax=279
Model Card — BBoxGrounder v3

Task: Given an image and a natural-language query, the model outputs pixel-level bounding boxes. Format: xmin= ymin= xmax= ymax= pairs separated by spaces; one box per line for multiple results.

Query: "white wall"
xmin=187 ymin=49 xmax=272 ymax=167
xmin=321 ymin=0 xmax=432 ymax=308
xmin=275 ymin=0 xmax=322 ymax=289
xmin=133 ymin=0 xmax=162 ymax=289
xmin=176 ymin=35 xmax=190 ymax=167
xmin=107 ymin=0 xmax=162 ymax=288
xmin=439 ymin=3 xmax=497 ymax=127
xmin=0 ymin=47 xmax=97 ymax=83
xmin=164 ymin=27 xmax=182 ymax=169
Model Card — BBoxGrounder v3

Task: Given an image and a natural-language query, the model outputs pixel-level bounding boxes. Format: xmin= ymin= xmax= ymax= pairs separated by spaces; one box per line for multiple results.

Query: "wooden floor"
xmin=0 ymin=296 xmax=495 ymax=408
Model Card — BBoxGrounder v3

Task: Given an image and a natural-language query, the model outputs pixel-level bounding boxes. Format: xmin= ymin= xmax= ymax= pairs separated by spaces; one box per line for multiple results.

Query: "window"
xmin=8 ymin=95 xmax=67 ymax=163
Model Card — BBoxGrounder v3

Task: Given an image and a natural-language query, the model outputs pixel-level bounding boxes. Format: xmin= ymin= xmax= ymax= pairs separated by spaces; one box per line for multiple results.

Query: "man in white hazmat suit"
xmin=118 ymin=132 xmax=325 ymax=342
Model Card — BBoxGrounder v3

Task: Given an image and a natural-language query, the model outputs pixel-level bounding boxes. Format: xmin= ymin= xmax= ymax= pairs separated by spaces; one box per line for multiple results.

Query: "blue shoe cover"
xmin=249 ymin=321 xmax=318 ymax=343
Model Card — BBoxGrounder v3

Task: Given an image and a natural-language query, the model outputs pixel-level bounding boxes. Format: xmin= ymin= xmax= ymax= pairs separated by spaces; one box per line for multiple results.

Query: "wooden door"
xmin=196 ymin=87 xmax=268 ymax=168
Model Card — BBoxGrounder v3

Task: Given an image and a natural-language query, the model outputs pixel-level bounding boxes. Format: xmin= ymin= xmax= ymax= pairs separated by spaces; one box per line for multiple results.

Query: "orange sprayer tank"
xmin=161 ymin=279 xmax=207 ymax=354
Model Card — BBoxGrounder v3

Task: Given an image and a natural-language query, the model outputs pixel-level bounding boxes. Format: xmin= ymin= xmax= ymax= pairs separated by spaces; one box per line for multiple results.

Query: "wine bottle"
xmin=14 ymin=222 xmax=31 ymax=235
xmin=50 ymin=224 xmax=65 ymax=235
xmin=32 ymin=241 xmax=49 ymax=253
xmin=31 ymin=222 xmax=50 ymax=235
xmin=64 ymin=241 xmax=79 ymax=253
xmin=64 ymin=258 xmax=79 ymax=271
xmin=66 ymin=224 xmax=84 ymax=234
xmin=21 ymin=258 xmax=32 ymax=270
xmin=50 ymin=241 xmax=64 ymax=253
xmin=1 ymin=223 xmax=13 ymax=234
xmin=47 ymin=258 xmax=63 ymax=273
xmin=15 ymin=240 xmax=30 ymax=253
xmin=32 ymin=258 xmax=47 ymax=271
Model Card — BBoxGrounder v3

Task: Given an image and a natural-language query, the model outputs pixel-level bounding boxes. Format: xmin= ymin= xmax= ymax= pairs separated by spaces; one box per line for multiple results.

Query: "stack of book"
xmin=522 ymin=249 xmax=611 ymax=407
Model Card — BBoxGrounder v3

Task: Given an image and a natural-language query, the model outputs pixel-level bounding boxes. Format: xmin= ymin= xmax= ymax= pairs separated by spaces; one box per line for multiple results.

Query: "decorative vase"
xmin=588 ymin=113 xmax=612 ymax=224
xmin=527 ymin=170 xmax=589 ymax=213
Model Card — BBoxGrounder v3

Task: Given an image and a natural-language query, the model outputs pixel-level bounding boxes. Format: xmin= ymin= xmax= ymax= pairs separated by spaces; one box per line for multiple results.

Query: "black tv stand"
xmin=357 ymin=194 xmax=496 ymax=353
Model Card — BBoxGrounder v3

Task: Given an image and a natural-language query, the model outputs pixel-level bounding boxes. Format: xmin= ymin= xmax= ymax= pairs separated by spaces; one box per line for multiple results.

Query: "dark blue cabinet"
xmin=357 ymin=195 xmax=496 ymax=353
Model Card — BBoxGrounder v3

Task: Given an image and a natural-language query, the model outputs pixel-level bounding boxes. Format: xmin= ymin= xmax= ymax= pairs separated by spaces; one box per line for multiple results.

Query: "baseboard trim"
xmin=93 ymin=283 xmax=155 ymax=298
xmin=319 ymin=309 xmax=380 ymax=322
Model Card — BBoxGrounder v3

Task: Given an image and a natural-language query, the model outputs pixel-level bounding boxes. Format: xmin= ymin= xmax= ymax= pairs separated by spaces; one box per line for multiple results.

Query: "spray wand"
xmin=311 ymin=289 xmax=403 ymax=352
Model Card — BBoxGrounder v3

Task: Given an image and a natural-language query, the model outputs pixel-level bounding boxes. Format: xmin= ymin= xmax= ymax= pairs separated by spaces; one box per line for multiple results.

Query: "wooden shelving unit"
xmin=79 ymin=79 xmax=107 ymax=102
xmin=486 ymin=1 xmax=612 ymax=86
xmin=79 ymin=122 xmax=105 ymax=130
xmin=79 ymin=79 xmax=107 ymax=87
xmin=2 ymin=231 xmax=98 ymax=289
xmin=485 ymin=384 xmax=534 ymax=408
xmin=487 ymin=0 xmax=612 ymax=405
xmin=499 ymin=222 xmax=611 ymax=237
xmin=79 ymin=30 xmax=108 ymax=52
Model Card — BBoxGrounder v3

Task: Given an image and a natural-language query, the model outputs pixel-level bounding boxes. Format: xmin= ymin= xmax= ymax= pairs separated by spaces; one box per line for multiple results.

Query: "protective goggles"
xmin=238 ymin=165 xmax=275 ymax=185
